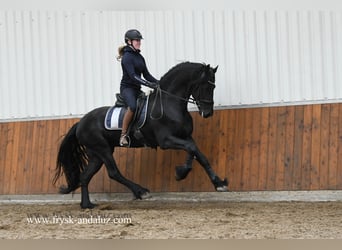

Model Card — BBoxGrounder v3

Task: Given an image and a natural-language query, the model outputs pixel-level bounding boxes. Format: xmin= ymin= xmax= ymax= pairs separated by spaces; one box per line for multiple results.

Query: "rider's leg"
xmin=120 ymin=87 xmax=139 ymax=147
xmin=120 ymin=107 xmax=134 ymax=146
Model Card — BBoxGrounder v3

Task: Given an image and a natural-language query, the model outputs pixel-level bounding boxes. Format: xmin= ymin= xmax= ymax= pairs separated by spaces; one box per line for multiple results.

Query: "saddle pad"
xmin=104 ymin=106 xmax=126 ymax=130
xmin=104 ymin=95 xmax=149 ymax=130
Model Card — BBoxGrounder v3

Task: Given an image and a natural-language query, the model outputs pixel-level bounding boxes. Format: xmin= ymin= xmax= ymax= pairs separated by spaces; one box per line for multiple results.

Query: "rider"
xmin=117 ymin=29 xmax=159 ymax=146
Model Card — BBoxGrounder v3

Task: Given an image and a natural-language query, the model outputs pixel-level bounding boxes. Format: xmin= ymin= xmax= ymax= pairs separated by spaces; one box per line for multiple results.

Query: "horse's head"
xmin=158 ymin=62 xmax=218 ymax=118
xmin=191 ymin=64 xmax=218 ymax=118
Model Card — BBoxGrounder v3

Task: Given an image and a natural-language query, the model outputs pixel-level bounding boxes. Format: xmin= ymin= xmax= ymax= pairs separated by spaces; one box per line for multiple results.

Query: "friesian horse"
xmin=53 ymin=62 xmax=228 ymax=208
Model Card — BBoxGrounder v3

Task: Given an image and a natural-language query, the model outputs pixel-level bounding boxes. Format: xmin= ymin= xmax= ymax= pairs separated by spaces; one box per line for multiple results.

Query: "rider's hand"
xmin=146 ymin=81 xmax=159 ymax=89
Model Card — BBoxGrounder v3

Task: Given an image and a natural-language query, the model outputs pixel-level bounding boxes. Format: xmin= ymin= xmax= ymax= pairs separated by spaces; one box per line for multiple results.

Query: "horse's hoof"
xmin=175 ymin=174 xmax=182 ymax=181
xmin=80 ymin=202 xmax=97 ymax=209
xmin=213 ymin=177 xmax=229 ymax=192
xmin=216 ymin=186 xmax=229 ymax=192
xmin=141 ymin=192 xmax=152 ymax=200
xmin=175 ymin=166 xmax=192 ymax=181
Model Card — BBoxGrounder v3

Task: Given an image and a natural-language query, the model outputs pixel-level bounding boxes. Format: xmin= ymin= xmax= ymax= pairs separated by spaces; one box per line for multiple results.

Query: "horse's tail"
xmin=53 ymin=122 xmax=88 ymax=194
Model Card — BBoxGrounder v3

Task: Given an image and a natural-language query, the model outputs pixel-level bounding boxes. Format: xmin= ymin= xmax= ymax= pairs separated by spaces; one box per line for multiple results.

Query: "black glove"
xmin=146 ymin=81 xmax=159 ymax=89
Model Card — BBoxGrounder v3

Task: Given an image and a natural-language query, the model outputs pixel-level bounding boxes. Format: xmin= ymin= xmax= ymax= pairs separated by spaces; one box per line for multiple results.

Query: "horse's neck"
xmin=160 ymin=76 xmax=192 ymax=100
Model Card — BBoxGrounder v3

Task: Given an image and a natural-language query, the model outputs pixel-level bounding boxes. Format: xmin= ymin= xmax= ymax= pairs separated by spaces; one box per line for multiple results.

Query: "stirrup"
xmin=120 ymin=133 xmax=130 ymax=147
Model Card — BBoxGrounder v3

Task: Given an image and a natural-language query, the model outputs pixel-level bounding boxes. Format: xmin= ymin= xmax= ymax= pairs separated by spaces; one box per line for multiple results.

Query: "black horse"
xmin=53 ymin=62 xmax=228 ymax=209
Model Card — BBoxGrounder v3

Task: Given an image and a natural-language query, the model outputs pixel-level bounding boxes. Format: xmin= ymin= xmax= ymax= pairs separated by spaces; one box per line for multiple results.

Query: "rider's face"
xmin=129 ymin=39 xmax=141 ymax=50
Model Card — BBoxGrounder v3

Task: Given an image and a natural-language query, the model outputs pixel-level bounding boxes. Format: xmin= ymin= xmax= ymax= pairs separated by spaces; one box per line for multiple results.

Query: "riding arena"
xmin=1 ymin=1 xmax=342 ymax=239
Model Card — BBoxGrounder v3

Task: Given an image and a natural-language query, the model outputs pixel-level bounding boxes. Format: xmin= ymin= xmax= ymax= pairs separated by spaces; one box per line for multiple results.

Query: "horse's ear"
xmin=213 ymin=65 xmax=218 ymax=73
xmin=206 ymin=64 xmax=211 ymax=72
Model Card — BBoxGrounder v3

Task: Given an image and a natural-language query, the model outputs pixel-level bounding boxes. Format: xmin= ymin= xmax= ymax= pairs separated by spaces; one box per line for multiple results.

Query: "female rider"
xmin=117 ymin=29 xmax=158 ymax=146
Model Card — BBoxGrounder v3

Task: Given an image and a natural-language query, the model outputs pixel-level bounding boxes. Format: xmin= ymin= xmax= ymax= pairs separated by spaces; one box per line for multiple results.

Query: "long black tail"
xmin=53 ymin=122 xmax=88 ymax=194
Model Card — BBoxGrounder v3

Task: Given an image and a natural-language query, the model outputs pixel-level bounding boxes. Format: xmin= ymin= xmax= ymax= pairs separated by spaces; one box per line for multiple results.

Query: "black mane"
xmin=159 ymin=62 xmax=205 ymax=88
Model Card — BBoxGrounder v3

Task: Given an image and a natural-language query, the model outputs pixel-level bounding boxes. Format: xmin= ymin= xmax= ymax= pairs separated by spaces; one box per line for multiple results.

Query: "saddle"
xmin=104 ymin=93 xmax=149 ymax=144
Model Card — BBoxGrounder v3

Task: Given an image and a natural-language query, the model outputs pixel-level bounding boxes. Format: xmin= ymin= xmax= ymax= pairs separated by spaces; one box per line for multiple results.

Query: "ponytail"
xmin=116 ymin=45 xmax=125 ymax=61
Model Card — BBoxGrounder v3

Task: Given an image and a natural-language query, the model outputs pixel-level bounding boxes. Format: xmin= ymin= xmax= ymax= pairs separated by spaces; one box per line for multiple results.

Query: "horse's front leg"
xmin=175 ymin=153 xmax=194 ymax=181
xmin=195 ymin=147 xmax=228 ymax=191
xmin=162 ymin=136 xmax=228 ymax=191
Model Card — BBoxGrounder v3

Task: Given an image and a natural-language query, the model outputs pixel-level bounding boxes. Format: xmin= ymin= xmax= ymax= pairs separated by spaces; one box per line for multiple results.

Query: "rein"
xmin=160 ymin=87 xmax=197 ymax=104
xmin=149 ymin=80 xmax=215 ymax=120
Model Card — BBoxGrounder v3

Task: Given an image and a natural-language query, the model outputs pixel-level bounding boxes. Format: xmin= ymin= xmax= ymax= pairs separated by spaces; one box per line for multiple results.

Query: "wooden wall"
xmin=1 ymin=103 xmax=342 ymax=195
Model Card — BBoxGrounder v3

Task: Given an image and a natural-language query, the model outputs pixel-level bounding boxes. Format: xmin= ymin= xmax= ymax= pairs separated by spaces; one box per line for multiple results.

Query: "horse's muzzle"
xmin=199 ymin=109 xmax=213 ymax=118
xmin=196 ymin=100 xmax=214 ymax=118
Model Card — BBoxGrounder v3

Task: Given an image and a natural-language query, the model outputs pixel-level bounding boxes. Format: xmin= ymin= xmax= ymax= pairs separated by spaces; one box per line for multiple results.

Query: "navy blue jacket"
xmin=120 ymin=46 xmax=157 ymax=90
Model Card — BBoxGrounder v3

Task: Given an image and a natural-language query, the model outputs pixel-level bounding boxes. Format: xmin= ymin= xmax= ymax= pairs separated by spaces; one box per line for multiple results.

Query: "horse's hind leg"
xmin=100 ymin=148 xmax=150 ymax=199
xmin=175 ymin=154 xmax=194 ymax=181
xmin=80 ymin=152 xmax=103 ymax=209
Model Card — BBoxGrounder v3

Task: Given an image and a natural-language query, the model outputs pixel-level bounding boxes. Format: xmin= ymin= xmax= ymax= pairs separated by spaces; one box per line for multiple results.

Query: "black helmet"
xmin=124 ymin=29 xmax=143 ymax=43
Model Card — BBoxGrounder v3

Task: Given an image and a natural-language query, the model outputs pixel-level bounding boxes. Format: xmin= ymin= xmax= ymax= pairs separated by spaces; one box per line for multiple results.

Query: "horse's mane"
xmin=159 ymin=62 xmax=204 ymax=86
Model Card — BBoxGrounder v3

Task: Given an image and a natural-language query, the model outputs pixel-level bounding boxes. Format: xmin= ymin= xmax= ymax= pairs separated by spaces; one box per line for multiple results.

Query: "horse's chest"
xmin=166 ymin=115 xmax=193 ymax=135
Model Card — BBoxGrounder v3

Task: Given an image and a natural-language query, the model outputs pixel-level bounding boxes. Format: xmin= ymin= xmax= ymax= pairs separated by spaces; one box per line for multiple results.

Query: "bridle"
xmin=150 ymin=78 xmax=215 ymax=120
xmin=192 ymin=80 xmax=215 ymax=108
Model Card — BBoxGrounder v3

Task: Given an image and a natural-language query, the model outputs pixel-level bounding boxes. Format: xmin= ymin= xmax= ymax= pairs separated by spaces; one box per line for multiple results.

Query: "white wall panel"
xmin=1 ymin=10 xmax=342 ymax=120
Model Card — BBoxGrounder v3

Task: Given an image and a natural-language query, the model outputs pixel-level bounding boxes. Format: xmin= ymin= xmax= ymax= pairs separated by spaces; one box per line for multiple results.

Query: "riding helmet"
xmin=124 ymin=29 xmax=143 ymax=43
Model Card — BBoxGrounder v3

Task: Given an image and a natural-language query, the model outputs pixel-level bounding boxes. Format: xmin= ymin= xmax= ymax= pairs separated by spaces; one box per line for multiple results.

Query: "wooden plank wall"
xmin=1 ymin=103 xmax=342 ymax=195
